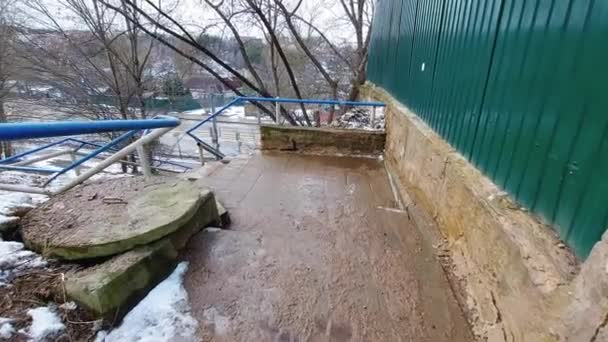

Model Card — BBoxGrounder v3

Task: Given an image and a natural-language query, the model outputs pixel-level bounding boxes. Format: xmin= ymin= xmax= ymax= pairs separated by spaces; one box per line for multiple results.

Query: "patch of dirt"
xmin=0 ymin=260 xmax=100 ymax=341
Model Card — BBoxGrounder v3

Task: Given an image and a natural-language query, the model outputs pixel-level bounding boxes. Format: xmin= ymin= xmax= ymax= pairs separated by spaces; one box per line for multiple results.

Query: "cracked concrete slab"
xmin=21 ymin=176 xmax=212 ymax=260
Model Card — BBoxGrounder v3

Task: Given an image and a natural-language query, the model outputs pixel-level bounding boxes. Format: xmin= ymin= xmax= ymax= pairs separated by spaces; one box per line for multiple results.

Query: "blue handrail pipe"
xmin=0 ymin=117 xmax=180 ymax=141
xmin=0 ymin=116 xmax=191 ymax=178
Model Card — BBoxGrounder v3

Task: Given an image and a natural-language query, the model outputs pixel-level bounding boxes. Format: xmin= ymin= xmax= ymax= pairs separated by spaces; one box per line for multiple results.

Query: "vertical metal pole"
xmin=136 ymin=144 xmax=152 ymax=178
xmin=211 ymin=94 xmax=219 ymax=149
xmin=69 ymin=151 xmax=81 ymax=176
xmin=275 ymin=97 xmax=281 ymax=125
xmin=236 ymin=131 xmax=241 ymax=153
xmin=371 ymin=106 xmax=376 ymax=128
xmin=177 ymin=139 xmax=183 ymax=158
xmin=257 ymin=109 xmax=261 ymax=125
xmin=197 ymin=143 xmax=205 ymax=166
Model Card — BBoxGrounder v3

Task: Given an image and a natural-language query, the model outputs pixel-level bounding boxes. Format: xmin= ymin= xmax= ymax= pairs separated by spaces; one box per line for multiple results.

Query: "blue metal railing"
xmin=185 ymin=96 xmax=386 ymax=159
xmin=0 ymin=116 xmax=191 ymax=182
xmin=0 ymin=97 xmax=385 ymax=189
xmin=0 ymin=117 xmax=180 ymax=140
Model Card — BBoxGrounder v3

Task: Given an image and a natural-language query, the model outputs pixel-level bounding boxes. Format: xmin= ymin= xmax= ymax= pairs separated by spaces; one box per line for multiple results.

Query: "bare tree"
xmin=20 ymin=0 xmax=166 ymax=171
xmin=337 ymin=0 xmax=373 ymax=104
xmin=242 ymin=0 xmax=311 ymax=125
xmin=274 ymin=0 xmax=338 ymax=125
xmin=23 ymin=0 xmax=157 ymax=122
xmin=0 ymin=0 xmax=17 ymax=157
xmin=97 ymin=0 xmax=307 ymax=125
xmin=203 ymin=0 xmax=266 ymax=90
xmin=201 ymin=0 xmax=307 ymax=124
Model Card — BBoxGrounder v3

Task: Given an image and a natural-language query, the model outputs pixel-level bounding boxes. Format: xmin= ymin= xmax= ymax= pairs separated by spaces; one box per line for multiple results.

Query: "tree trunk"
xmin=342 ymin=64 xmax=367 ymax=115
xmin=0 ymin=98 xmax=13 ymax=158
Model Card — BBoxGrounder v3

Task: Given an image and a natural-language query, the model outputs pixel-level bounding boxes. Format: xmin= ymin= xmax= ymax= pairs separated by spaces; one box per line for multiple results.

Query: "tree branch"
xmin=244 ymin=0 xmax=311 ymax=125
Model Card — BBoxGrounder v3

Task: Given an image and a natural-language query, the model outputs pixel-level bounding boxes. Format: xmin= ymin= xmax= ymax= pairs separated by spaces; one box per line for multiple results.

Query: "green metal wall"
xmin=368 ymin=0 xmax=608 ymax=259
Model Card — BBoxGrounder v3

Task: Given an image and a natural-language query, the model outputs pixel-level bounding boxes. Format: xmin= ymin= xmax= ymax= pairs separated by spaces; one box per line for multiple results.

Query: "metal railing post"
xmin=69 ymin=151 xmax=81 ymax=176
xmin=136 ymin=143 xmax=153 ymax=178
xmin=371 ymin=106 xmax=376 ymax=128
xmin=197 ymin=143 xmax=205 ymax=166
xmin=177 ymin=139 xmax=183 ymax=158
xmin=236 ymin=131 xmax=242 ymax=153
xmin=275 ymin=97 xmax=281 ymax=125
xmin=211 ymin=95 xmax=219 ymax=149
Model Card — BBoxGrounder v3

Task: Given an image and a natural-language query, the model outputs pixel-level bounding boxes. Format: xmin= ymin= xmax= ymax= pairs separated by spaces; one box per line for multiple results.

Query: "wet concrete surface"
xmin=182 ymin=152 xmax=473 ymax=341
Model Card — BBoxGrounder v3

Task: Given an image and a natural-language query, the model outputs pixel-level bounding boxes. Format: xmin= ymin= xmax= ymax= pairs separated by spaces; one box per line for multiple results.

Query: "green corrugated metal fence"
xmin=368 ymin=0 xmax=608 ymax=259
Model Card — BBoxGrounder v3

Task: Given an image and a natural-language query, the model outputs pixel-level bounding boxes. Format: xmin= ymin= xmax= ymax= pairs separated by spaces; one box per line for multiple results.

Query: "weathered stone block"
xmin=561 ymin=230 xmax=608 ymax=341
xmin=260 ymin=125 xmax=385 ymax=156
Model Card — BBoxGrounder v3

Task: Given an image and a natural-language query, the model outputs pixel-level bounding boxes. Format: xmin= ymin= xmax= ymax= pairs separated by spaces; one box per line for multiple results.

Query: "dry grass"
xmin=0 ymin=260 xmax=101 ymax=341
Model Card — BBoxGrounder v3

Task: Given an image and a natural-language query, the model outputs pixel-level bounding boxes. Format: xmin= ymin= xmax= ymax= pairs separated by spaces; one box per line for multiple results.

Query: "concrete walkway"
xmin=183 ymin=152 xmax=473 ymax=341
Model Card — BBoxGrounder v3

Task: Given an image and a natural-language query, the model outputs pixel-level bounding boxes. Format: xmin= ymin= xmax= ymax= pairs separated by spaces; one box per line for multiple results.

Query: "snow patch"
xmin=22 ymin=307 xmax=65 ymax=341
xmin=0 ymin=239 xmax=46 ymax=286
xmin=0 ymin=192 xmax=34 ymax=216
xmin=183 ymin=108 xmax=208 ymax=116
xmin=98 ymin=262 xmax=198 ymax=342
xmin=0 ymin=317 xmax=15 ymax=339
xmin=0 ymin=173 xmax=50 ymax=207
xmin=183 ymin=105 xmax=246 ymax=119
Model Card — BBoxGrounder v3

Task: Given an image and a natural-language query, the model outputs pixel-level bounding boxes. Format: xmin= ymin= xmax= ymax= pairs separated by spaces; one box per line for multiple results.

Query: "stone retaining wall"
xmin=361 ymin=83 xmax=607 ymax=342
xmin=260 ymin=124 xmax=385 ymax=156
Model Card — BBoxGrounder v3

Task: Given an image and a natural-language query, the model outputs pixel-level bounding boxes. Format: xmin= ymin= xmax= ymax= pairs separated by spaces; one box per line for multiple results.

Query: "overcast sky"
xmin=24 ymin=0 xmax=362 ymax=43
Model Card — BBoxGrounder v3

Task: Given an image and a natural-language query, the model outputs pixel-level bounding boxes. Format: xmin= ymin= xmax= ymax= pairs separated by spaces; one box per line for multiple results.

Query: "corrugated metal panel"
xmin=367 ymin=0 xmax=608 ymax=259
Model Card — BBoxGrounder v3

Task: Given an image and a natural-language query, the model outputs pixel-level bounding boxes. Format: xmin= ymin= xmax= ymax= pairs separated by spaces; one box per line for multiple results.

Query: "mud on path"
xmin=183 ymin=152 xmax=473 ymax=341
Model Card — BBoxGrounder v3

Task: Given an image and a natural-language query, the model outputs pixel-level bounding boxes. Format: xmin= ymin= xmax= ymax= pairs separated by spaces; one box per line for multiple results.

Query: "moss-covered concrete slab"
xmin=65 ymin=239 xmax=178 ymax=318
xmin=169 ymin=192 xmax=220 ymax=251
xmin=64 ymin=187 xmax=221 ymax=317
xmin=21 ymin=176 xmax=215 ymax=260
